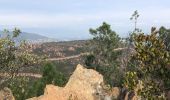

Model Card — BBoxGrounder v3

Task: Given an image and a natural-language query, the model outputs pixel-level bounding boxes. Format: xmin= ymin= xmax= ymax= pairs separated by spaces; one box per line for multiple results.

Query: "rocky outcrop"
xmin=0 ymin=87 xmax=15 ymax=100
xmin=28 ymin=64 xmax=109 ymax=100
xmin=27 ymin=64 xmax=140 ymax=100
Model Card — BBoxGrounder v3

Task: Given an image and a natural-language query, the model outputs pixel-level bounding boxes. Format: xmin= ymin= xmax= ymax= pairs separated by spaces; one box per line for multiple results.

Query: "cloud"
xmin=0 ymin=11 xmax=131 ymax=28
xmin=0 ymin=6 xmax=170 ymax=34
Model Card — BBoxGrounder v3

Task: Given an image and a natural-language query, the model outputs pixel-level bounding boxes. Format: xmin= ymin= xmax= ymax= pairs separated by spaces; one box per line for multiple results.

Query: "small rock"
xmin=110 ymin=87 xmax=120 ymax=99
xmin=0 ymin=87 xmax=15 ymax=100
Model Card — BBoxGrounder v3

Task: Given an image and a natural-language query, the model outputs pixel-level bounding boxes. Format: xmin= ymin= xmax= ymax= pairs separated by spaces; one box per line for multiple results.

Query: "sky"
xmin=0 ymin=0 xmax=170 ymax=40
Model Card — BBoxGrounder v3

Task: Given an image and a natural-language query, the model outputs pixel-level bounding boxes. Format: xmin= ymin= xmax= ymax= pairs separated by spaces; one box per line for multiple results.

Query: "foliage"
xmin=28 ymin=63 xmax=67 ymax=97
xmin=88 ymin=22 xmax=121 ymax=66
xmin=123 ymin=71 xmax=138 ymax=91
xmin=0 ymin=28 xmax=46 ymax=99
xmin=8 ymin=77 xmax=34 ymax=100
xmin=9 ymin=63 xmax=67 ymax=100
xmin=85 ymin=22 xmax=122 ymax=86
xmin=124 ymin=27 xmax=170 ymax=99
xmin=0 ymin=28 xmax=44 ymax=87
xmin=85 ymin=54 xmax=95 ymax=68
xmin=42 ymin=63 xmax=67 ymax=86
xmin=159 ymin=26 xmax=170 ymax=51
xmin=130 ymin=10 xmax=140 ymax=32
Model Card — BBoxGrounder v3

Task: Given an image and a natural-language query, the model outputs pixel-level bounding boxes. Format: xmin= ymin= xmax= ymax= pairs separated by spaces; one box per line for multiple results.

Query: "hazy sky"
xmin=0 ymin=0 xmax=170 ymax=40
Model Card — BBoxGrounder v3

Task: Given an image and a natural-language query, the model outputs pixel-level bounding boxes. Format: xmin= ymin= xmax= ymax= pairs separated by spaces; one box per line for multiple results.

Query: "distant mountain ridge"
xmin=0 ymin=31 xmax=57 ymax=43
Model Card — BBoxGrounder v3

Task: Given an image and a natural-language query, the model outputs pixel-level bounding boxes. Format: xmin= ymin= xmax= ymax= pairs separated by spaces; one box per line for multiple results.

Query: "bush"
xmin=124 ymin=27 xmax=170 ymax=99
xmin=9 ymin=63 xmax=67 ymax=100
xmin=29 ymin=63 xmax=67 ymax=97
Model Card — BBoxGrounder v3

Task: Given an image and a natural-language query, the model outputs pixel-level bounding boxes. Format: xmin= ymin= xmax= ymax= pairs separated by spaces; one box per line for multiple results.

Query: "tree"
xmin=0 ymin=28 xmax=43 ymax=88
xmin=130 ymin=10 xmax=140 ymax=32
xmin=124 ymin=27 xmax=170 ymax=99
xmin=0 ymin=28 xmax=46 ymax=100
xmin=42 ymin=63 xmax=67 ymax=86
xmin=85 ymin=22 xmax=122 ymax=86
xmin=88 ymin=22 xmax=121 ymax=66
xmin=9 ymin=63 xmax=67 ymax=100
xmin=27 ymin=63 xmax=67 ymax=98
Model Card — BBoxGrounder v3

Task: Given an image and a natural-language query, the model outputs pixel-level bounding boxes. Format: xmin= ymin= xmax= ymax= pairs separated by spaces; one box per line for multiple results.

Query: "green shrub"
xmin=124 ymin=27 xmax=170 ymax=99
xmin=8 ymin=63 xmax=67 ymax=100
xmin=29 ymin=63 xmax=67 ymax=97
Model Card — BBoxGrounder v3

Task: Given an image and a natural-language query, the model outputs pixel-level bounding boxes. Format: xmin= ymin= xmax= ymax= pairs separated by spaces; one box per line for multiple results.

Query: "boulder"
xmin=28 ymin=64 xmax=105 ymax=100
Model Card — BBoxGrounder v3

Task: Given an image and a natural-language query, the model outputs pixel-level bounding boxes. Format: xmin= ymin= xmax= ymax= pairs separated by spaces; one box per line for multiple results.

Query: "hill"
xmin=0 ymin=31 xmax=57 ymax=43
xmin=20 ymin=40 xmax=89 ymax=75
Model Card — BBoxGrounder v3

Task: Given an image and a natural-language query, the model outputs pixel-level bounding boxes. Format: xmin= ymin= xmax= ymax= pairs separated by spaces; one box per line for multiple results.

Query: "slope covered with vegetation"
xmin=0 ymin=11 xmax=170 ymax=100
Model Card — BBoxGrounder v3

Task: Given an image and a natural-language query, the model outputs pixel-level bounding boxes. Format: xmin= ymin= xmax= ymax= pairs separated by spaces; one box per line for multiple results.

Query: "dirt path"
xmin=47 ymin=48 xmax=127 ymax=61
xmin=48 ymin=52 xmax=89 ymax=61
xmin=0 ymin=73 xmax=42 ymax=78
